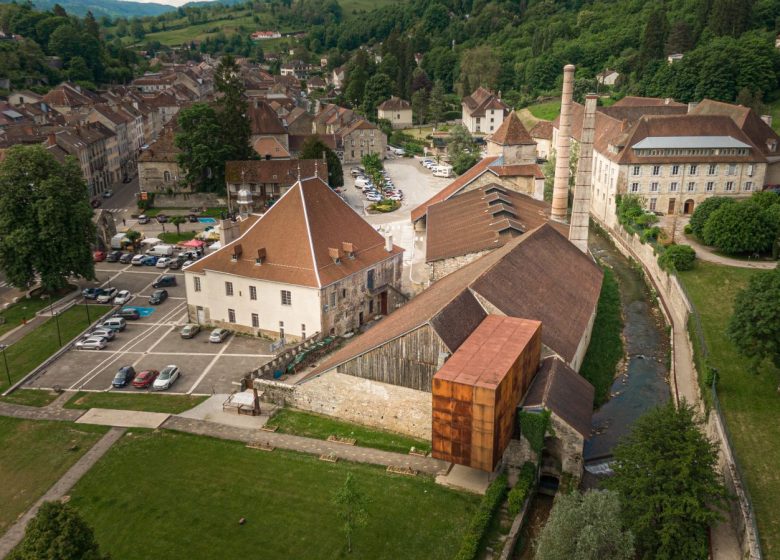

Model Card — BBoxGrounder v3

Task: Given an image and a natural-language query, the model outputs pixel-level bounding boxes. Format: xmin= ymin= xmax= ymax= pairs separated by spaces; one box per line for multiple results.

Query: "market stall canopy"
xmin=179 ymin=239 xmax=205 ymax=248
xmin=140 ymin=237 xmax=162 ymax=245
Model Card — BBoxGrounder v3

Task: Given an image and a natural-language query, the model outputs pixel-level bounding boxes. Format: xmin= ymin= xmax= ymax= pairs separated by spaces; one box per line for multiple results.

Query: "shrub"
xmin=703 ymin=202 xmax=776 ymax=254
xmin=454 ymin=474 xmax=508 ymax=560
xmin=658 ymin=244 xmax=696 ymax=272
xmin=507 ymin=462 xmax=536 ymax=516
xmin=684 ymin=224 xmax=693 ymax=235
xmin=517 ymin=410 xmax=550 ymax=453
xmin=689 ymin=196 xmax=734 ymax=239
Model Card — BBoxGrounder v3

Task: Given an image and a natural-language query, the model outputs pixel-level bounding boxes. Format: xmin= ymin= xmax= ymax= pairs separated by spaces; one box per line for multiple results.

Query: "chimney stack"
xmin=47 ymin=132 xmax=56 ymax=147
xmin=568 ymin=94 xmax=598 ymax=253
xmin=551 ymin=64 xmax=575 ymax=222
xmin=385 ymin=234 xmax=393 ymax=253
xmin=761 ymin=114 xmax=773 ymax=127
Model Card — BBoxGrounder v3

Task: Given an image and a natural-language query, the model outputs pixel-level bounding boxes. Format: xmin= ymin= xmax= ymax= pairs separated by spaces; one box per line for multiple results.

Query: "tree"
xmin=175 ymin=103 xmax=232 ymax=193
xmin=170 ymin=215 xmax=186 ymax=236
xmin=214 ymin=54 xmax=253 ymax=162
xmin=703 ymin=201 xmax=777 ymax=254
xmin=411 ymin=88 xmax=429 ymax=125
xmin=421 ymin=2 xmax=449 ymax=35
xmin=125 ymin=229 xmax=141 ymax=251
xmin=0 ymin=145 xmax=95 ymax=292
xmin=459 ymin=45 xmax=502 ymax=91
xmin=658 ymin=244 xmax=696 ymax=272
xmin=689 ymin=196 xmax=734 ymax=238
xmin=447 ymin=124 xmax=480 ymax=174
xmin=332 ymin=473 xmax=368 ymax=554
xmin=639 ymin=7 xmax=669 ymax=72
xmin=708 ymin=0 xmax=754 ymax=37
xmin=9 ymin=501 xmax=107 ymax=560
xmin=130 ymin=18 xmax=144 ymax=40
xmin=428 ymin=80 xmax=445 ymax=126
xmin=604 ymin=402 xmax=728 ymax=559
xmin=300 ymin=136 xmax=344 ymax=188
xmin=534 ymin=490 xmax=635 ymax=560
xmin=728 ymin=267 xmax=780 ymax=370
xmin=362 ymin=72 xmax=393 ymax=116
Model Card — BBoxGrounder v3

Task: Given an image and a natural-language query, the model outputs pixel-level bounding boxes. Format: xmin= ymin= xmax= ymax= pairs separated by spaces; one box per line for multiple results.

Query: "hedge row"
xmin=454 ymin=474 xmax=509 ymax=560
xmin=508 ymin=462 xmax=537 ymax=516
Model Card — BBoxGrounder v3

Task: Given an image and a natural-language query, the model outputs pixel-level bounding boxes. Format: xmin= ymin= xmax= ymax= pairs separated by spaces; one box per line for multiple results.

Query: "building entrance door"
xmin=380 ymin=292 xmax=388 ymax=315
xmin=667 ymin=198 xmax=676 ymax=214
xmin=683 ymin=199 xmax=695 ymax=214
xmin=196 ymin=306 xmax=205 ymax=324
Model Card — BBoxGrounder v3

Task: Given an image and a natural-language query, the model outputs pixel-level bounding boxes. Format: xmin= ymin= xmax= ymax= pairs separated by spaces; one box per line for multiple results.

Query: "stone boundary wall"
xmin=152 ymin=193 xmax=226 ymax=209
xmin=597 ymin=219 xmax=761 ymax=560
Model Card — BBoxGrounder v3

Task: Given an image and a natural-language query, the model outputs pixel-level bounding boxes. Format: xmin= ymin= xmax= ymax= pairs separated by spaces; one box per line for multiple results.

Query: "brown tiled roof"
xmin=378 ymin=96 xmax=411 ymax=111
xmin=491 ymin=164 xmax=544 ymax=178
xmin=426 ymin=184 xmax=566 ymax=262
xmin=248 ymin=100 xmax=286 ymax=135
xmin=42 ymin=83 xmax=92 ymax=108
xmin=338 ymin=118 xmax=378 ymax=138
xmin=612 ymin=96 xmax=685 ymax=108
xmin=288 ymin=134 xmax=337 ymax=153
xmin=225 ymin=159 xmax=327 ymax=184
xmin=691 ymin=99 xmax=780 ymax=158
xmin=252 ymin=137 xmax=290 ymax=159
xmin=286 ymin=107 xmax=308 ymax=125
xmin=523 ymin=356 xmax=595 ymax=438
xmin=462 ymin=87 xmax=508 ymax=117
xmin=307 ymin=224 xmax=602 ymax=380
xmin=139 ymin=127 xmax=179 ymax=162
xmin=530 ymin=120 xmax=553 ymax=140
xmin=185 ymin=176 xmax=402 ymax=288
xmin=489 ymin=112 xmax=535 ymax=146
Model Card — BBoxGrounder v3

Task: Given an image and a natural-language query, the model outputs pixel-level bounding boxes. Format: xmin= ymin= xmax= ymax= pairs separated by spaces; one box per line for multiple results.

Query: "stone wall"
xmin=152 ymin=193 xmax=226 ymax=209
xmin=429 ymin=250 xmax=491 ymax=283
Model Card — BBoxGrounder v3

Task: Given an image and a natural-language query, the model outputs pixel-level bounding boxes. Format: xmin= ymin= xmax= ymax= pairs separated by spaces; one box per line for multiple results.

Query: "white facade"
xmin=462 ymin=107 xmax=505 ymax=135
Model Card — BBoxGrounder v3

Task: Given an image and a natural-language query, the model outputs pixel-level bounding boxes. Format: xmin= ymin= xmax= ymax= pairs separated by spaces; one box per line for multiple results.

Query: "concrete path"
xmin=178 ymin=394 xmax=278 ymax=430
xmin=0 ymin=427 xmax=125 ymax=559
xmin=0 ymin=401 xmax=83 ymax=422
xmin=76 ymin=408 xmax=170 ymax=429
xmin=163 ymin=416 xmax=450 ymax=475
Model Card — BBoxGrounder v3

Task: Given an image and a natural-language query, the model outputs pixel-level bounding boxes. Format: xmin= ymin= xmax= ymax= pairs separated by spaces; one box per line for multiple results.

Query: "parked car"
xmin=75 ymin=336 xmax=107 ymax=350
xmin=180 ymin=324 xmax=200 ymax=339
xmin=131 ymin=254 xmax=146 ymax=266
xmin=209 ymin=328 xmax=229 ymax=343
xmin=82 ymin=287 xmax=102 ymax=300
xmin=152 ymin=275 xmax=177 ymax=288
xmin=149 ymin=289 xmax=168 ymax=305
xmin=167 ymin=257 xmax=183 ymax=270
xmin=366 ymin=193 xmax=383 ymax=202
xmin=137 ymin=215 xmax=150 ymax=225
xmin=156 ymin=214 xmax=168 ymax=224
xmin=156 ymin=257 xmax=172 ymax=269
xmin=142 ymin=255 xmax=158 ymax=266
xmin=102 ymin=189 xmax=113 ymax=198
xmin=114 ymin=308 xmax=140 ymax=321
xmin=96 ymin=287 xmax=118 ymax=304
xmin=132 ymin=369 xmax=159 ymax=389
xmin=152 ymin=365 xmax=180 ymax=391
xmin=102 ymin=317 xmax=127 ymax=331
xmin=89 ymin=327 xmax=115 ymax=341
xmin=119 ymin=252 xmax=134 ymax=264
xmin=188 ymin=214 xmax=199 ymax=223
xmin=93 ymin=251 xmax=106 ymax=262
xmin=106 ymin=250 xmax=122 ymax=262
xmin=112 ymin=366 xmax=136 ymax=388
xmin=113 ymin=290 xmax=132 ymax=305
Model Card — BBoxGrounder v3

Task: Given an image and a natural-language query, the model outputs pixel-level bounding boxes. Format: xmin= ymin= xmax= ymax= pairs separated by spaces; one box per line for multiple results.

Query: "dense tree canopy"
xmin=300 ymin=136 xmax=344 ymax=188
xmin=728 ymin=267 xmax=780 ymax=370
xmin=175 ymin=103 xmax=232 ymax=193
xmin=0 ymin=145 xmax=95 ymax=292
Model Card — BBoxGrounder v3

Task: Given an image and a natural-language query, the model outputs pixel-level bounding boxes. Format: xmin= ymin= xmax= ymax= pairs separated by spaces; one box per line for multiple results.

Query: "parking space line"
xmin=185 ymin=336 xmax=235 ymax=395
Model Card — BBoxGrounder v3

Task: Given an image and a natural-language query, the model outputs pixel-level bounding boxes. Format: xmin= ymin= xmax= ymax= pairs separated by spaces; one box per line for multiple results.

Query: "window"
xmin=164 ymin=170 xmax=171 ymax=182
xmin=649 ymin=198 xmax=657 ymax=211
xmin=671 ymin=164 xmax=679 ymax=175
xmin=689 ymin=164 xmax=698 ymax=175
xmin=279 ymin=321 xmax=284 ymax=339
xmin=341 ymin=288 xmax=346 ymax=299
xmin=687 ymin=182 xmax=696 ymax=192
xmin=669 ymin=181 xmax=678 ymax=192
xmin=632 ymin=165 xmax=640 ymax=176
xmin=747 ymin=164 xmax=755 ymax=177
xmin=728 ymin=164 xmax=737 ymax=175
xmin=249 ymin=286 xmax=257 ymax=300
xmin=708 ymin=164 xmax=717 ymax=175
xmin=652 ymin=165 xmax=661 ymax=176
xmin=225 ymin=282 xmax=233 ymax=296
xmin=281 ymin=290 xmax=292 ymax=305
xmin=301 ymin=324 xmax=306 ymax=339
xmin=227 ymin=309 xmax=236 ymax=323
xmin=725 ymin=181 xmax=734 ymax=192
xmin=630 ymin=182 xmax=639 ymax=193
xmin=745 ymin=181 xmax=753 ymax=191
xmin=706 ymin=181 xmax=715 ymax=192
xmin=251 ymin=313 xmax=259 ymax=328
xmin=193 ymin=277 xmax=201 ymax=292
xmin=650 ymin=182 xmax=659 ymax=192
xmin=329 ymin=292 xmax=336 ymax=306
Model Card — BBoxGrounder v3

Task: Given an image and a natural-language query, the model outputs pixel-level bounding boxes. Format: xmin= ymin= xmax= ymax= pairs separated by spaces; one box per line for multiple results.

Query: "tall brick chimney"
xmin=551 ymin=64 xmax=575 ymax=222
xmin=568 ymin=94 xmax=598 ymax=253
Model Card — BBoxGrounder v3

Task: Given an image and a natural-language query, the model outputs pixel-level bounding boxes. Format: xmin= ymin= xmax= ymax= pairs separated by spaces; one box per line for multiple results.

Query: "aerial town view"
xmin=0 ymin=0 xmax=778 ymax=558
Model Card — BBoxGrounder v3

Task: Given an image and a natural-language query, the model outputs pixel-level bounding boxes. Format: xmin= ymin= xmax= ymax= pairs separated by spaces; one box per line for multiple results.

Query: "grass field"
xmin=69 ymin=430 xmax=477 ymax=560
xmin=0 ymin=417 xmax=106 ymax=534
xmin=143 ymin=14 xmax=256 ymax=46
xmin=0 ymin=286 xmax=76 ymax=338
xmin=526 ymin=100 xmax=561 ymax=121
xmin=267 ymin=408 xmax=431 ymax=454
xmin=579 ymin=267 xmax=624 ymax=407
xmin=65 ymin=391 xmax=207 ymax=414
xmin=678 ymin=263 xmax=780 ymax=559
xmin=0 ymin=389 xmax=59 ymax=407
xmin=160 ymin=231 xmax=198 ymax=244
xmin=0 ymin=305 xmax=111 ymax=393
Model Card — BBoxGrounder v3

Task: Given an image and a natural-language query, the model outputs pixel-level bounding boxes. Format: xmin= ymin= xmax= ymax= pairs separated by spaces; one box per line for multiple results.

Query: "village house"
xmin=137 ymin=126 xmax=183 ymax=193
xmin=330 ymin=65 xmax=346 ymax=90
xmin=253 ymin=137 xmax=290 ymax=160
xmin=248 ymin=99 xmax=289 ymax=149
xmin=224 ymin=158 xmax=327 ymax=210
xmin=339 ymin=118 xmax=386 ymax=164
xmin=462 ymin=87 xmax=509 ymax=135
xmin=251 ymin=30 xmax=282 ymax=40
xmin=596 ymin=69 xmax=620 ymax=86
xmin=530 ymin=120 xmax=553 ymax=160
xmin=184 ymin=176 xmax=405 ymax=341
xmin=377 ymin=96 xmax=413 ymax=128
xmin=45 ymin=123 xmax=115 ymax=196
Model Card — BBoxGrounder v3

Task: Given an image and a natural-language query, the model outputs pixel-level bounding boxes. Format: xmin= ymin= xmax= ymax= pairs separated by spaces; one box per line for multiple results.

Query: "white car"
xmin=96 ymin=287 xmax=118 ymax=304
xmin=131 ymin=254 xmax=146 ymax=266
xmin=156 ymin=257 xmax=172 ymax=269
xmin=75 ymin=336 xmax=107 ymax=350
xmin=113 ymin=290 xmax=132 ymax=305
xmin=152 ymin=365 xmax=180 ymax=390
xmin=366 ymin=193 xmax=383 ymax=202
xmin=209 ymin=328 xmax=229 ymax=343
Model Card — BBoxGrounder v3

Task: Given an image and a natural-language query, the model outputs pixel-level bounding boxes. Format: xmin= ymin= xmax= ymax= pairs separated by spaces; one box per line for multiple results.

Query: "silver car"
xmin=152 ymin=365 xmax=180 ymax=391
xmin=89 ymin=328 xmax=115 ymax=341
xmin=96 ymin=287 xmax=118 ymax=304
xmin=209 ymin=328 xmax=229 ymax=343
xmin=75 ymin=336 xmax=107 ymax=350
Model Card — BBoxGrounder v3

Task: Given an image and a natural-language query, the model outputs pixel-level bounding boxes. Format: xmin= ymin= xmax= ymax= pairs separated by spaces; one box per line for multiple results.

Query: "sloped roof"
xmin=288 ymin=134 xmax=337 ymax=153
xmin=248 ymin=100 xmax=286 ymax=135
xmin=252 ymin=137 xmax=290 ymax=159
xmin=462 ymin=87 xmax=508 ymax=117
xmin=691 ymin=99 xmax=780 ymax=158
xmin=378 ymin=96 xmax=411 ymax=111
xmin=225 ymin=159 xmax=327 ymax=184
xmin=530 ymin=120 xmax=553 ymax=140
xmin=42 ymin=83 xmax=92 ymax=108
xmin=611 ymin=96 xmax=685 ymax=108
xmin=139 ymin=127 xmax=179 ymax=162
xmin=186 ymin=176 xmax=402 ymax=288
xmin=523 ymin=356 xmax=595 ymax=438
xmin=489 ymin=112 xmax=535 ymax=146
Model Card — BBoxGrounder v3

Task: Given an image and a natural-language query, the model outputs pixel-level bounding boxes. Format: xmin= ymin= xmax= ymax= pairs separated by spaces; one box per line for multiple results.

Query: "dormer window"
xmin=768 ymin=139 xmax=778 ymax=153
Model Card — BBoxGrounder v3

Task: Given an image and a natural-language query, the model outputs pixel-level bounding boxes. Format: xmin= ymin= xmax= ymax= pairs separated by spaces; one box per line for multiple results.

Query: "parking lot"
xmin=25 ymin=262 xmax=275 ymax=395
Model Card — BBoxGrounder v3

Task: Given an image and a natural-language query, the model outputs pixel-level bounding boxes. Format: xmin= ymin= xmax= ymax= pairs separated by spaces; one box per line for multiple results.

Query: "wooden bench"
xmin=327 ymin=435 xmax=357 ymax=446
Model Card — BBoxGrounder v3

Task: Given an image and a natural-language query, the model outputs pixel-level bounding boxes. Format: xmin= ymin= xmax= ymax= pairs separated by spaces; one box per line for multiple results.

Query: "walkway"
xmin=0 ymin=400 xmax=83 ymax=422
xmin=0 ymin=290 xmax=82 ymax=347
xmin=0 ymin=427 xmax=125 ymax=559
xmin=163 ymin=416 xmax=450 ymax=476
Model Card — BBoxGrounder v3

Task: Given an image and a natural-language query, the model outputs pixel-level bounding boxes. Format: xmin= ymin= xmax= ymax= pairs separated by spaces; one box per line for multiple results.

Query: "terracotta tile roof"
xmin=248 ymin=100 xmax=286 ymax=135
xmin=378 ymin=96 xmax=411 ymax=111
xmin=691 ymin=99 xmax=780 ymax=158
xmin=530 ymin=120 xmax=553 ymax=140
xmin=434 ymin=316 xmax=542 ymax=389
xmin=612 ymin=96 xmax=685 ymax=107
xmin=186 ymin=176 xmax=402 ymax=288
xmin=306 ymin=224 xmax=602 ymax=380
xmin=491 ymin=164 xmax=544 ymax=178
xmin=139 ymin=127 xmax=179 ymax=163
xmin=426 ymin=184 xmax=566 ymax=262
xmin=462 ymin=87 xmax=508 ymax=117
xmin=252 ymin=137 xmax=290 ymax=159
xmin=523 ymin=356 xmax=595 ymax=438
xmin=286 ymin=107 xmax=308 ymax=125
xmin=225 ymin=159 xmax=327 ymax=185
xmin=489 ymin=112 xmax=535 ymax=146
xmin=42 ymin=83 xmax=92 ymax=108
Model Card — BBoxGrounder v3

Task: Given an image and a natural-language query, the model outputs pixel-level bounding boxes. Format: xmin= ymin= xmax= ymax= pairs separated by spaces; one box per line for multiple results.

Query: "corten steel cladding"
xmin=431 ymin=317 xmax=542 ymax=472
xmin=551 ymin=64 xmax=575 ymax=222
xmin=569 ymin=94 xmax=598 ymax=253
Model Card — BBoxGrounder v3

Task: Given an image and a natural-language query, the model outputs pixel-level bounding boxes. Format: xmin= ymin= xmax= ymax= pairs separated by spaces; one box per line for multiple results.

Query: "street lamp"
xmin=0 ymin=344 xmax=10 ymax=386
xmin=84 ymin=296 xmax=91 ymax=324
xmin=48 ymin=297 xmax=62 ymax=347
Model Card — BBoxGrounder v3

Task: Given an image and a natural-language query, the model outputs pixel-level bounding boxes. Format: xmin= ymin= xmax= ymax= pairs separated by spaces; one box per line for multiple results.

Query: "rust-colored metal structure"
xmin=431 ymin=316 xmax=542 ymax=472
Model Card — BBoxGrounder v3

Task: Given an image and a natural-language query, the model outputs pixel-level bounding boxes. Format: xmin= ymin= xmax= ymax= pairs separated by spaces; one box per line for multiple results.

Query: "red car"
xmin=93 ymin=250 xmax=106 ymax=262
xmin=132 ymin=369 xmax=159 ymax=389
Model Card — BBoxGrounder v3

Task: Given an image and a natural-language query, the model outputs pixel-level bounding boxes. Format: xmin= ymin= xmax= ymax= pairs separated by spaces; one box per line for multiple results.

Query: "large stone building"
xmin=224 ymin=159 xmax=327 ymax=211
xmin=339 ymin=118 xmax=386 ymax=164
xmin=461 ymin=87 xmax=509 ymax=135
xmin=137 ymin=127 xmax=183 ymax=193
xmin=377 ymin=96 xmax=413 ymax=128
xmin=184 ymin=176 xmax=404 ymax=341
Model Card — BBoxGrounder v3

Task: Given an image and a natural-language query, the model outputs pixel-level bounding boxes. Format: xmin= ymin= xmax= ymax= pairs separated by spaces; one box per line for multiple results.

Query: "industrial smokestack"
xmin=568 ymin=94 xmax=598 ymax=253
xmin=551 ymin=64 xmax=575 ymax=222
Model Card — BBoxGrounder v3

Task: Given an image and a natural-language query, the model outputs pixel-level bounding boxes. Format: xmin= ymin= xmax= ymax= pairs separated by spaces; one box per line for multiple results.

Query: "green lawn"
xmin=69 ymin=430 xmax=476 ymax=560
xmin=579 ymin=267 xmax=624 ymax=407
xmin=0 ymin=286 xmax=76 ymax=338
xmin=267 ymin=408 xmax=431 ymax=454
xmin=160 ymin=231 xmax=198 ymax=244
xmin=0 ymin=389 xmax=59 ymax=407
xmin=0 ymin=417 xmax=106 ymax=534
xmin=526 ymin=100 xmax=561 ymax=121
xmin=141 ymin=14 xmax=256 ymax=46
xmin=65 ymin=391 xmax=207 ymax=414
xmin=0 ymin=305 xmax=111 ymax=392
xmin=678 ymin=262 xmax=780 ymax=559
